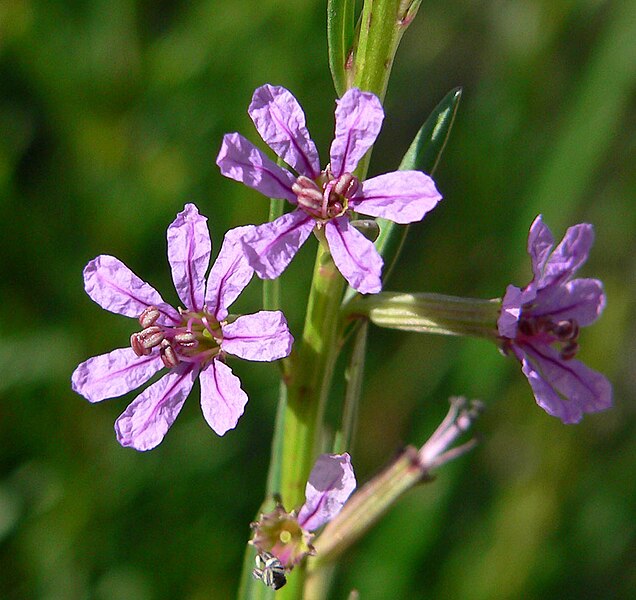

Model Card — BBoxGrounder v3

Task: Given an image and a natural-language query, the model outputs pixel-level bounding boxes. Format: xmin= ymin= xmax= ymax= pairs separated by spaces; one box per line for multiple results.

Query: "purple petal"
xmin=199 ymin=359 xmax=248 ymax=435
xmin=330 ymin=89 xmax=384 ymax=178
xmin=542 ymin=222 xmax=594 ymax=286
xmin=167 ymin=203 xmax=211 ymax=312
xmin=532 ymin=278 xmax=606 ymax=327
xmin=205 ymin=225 xmax=256 ymax=320
xmin=242 ymin=210 xmax=315 ymax=279
xmin=114 ymin=364 xmax=198 ymax=451
xmin=72 ymin=348 xmax=164 ymax=403
xmin=249 ymin=84 xmax=320 ymax=178
xmin=221 ymin=311 xmax=293 ymax=362
xmin=497 ymin=284 xmax=537 ymax=338
xmin=324 ymin=217 xmax=383 ymax=294
xmin=351 ymin=170 xmax=442 ymax=224
xmin=297 ymin=453 xmax=356 ymax=532
xmin=519 ymin=343 xmax=613 ymax=423
xmin=527 ymin=215 xmax=555 ymax=283
xmin=216 ymin=133 xmax=297 ymax=202
xmin=83 ymin=255 xmax=180 ymax=324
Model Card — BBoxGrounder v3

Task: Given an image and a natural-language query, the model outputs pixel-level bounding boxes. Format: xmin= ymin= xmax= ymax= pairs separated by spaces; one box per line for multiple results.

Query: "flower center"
xmin=130 ymin=305 xmax=223 ymax=368
xmin=516 ymin=314 xmax=580 ymax=360
xmin=292 ymin=168 xmax=359 ymax=222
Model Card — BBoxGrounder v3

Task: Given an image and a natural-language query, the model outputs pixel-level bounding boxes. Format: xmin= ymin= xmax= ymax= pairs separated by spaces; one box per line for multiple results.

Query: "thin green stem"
xmin=280 ymin=241 xmax=346 ymax=509
xmin=333 ymin=320 xmax=368 ymax=454
xmin=263 ymin=198 xmax=286 ymax=311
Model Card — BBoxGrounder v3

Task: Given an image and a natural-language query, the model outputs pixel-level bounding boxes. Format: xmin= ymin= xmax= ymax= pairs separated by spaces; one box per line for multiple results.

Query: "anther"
xmin=517 ymin=317 xmax=537 ymax=337
xmin=174 ymin=331 xmax=198 ymax=348
xmin=137 ymin=326 xmax=165 ymax=349
xmin=160 ymin=339 xmax=180 ymax=368
xmin=560 ymin=340 xmax=579 ymax=361
xmin=130 ymin=333 xmax=150 ymax=357
xmin=333 ymin=172 xmax=358 ymax=197
xmin=139 ymin=306 xmax=161 ymax=328
xmin=553 ymin=319 xmax=579 ymax=341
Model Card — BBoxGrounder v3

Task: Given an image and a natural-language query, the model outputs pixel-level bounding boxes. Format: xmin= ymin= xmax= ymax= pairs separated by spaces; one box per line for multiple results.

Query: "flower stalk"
xmin=310 ymin=397 xmax=482 ymax=569
xmin=344 ymin=291 xmax=502 ymax=339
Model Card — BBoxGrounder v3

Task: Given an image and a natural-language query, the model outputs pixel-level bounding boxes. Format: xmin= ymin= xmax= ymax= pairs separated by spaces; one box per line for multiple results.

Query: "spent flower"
xmin=498 ymin=215 xmax=612 ymax=423
xmin=251 ymin=453 xmax=356 ymax=573
xmin=72 ymin=204 xmax=293 ymax=450
xmin=216 ymin=84 xmax=442 ymax=294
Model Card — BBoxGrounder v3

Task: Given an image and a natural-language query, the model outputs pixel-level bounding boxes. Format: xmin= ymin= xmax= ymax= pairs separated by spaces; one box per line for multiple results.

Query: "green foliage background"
xmin=1 ymin=0 xmax=634 ymax=598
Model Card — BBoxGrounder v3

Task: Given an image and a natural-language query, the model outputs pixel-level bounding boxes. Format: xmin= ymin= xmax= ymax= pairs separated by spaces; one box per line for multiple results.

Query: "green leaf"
xmin=327 ymin=0 xmax=357 ymax=96
xmin=398 ymin=86 xmax=462 ymax=173
xmin=374 ymin=87 xmax=462 ymax=282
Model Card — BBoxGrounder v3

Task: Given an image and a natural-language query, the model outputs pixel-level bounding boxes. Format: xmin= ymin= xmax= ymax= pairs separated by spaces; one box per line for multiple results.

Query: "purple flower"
xmin=251 ymin=453 xmax=356 ymax=569
xmin=498 ymin=215 xmax=612 ymax=423
xmin=216 ymin=84 xmax=442 ymax=294
xmin=72 ymin=204 xmax=294 ymax=451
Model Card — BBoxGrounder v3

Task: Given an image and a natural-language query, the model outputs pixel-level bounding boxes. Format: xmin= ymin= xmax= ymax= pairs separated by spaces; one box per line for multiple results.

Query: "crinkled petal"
xmin=532 ymin=278 xmax=606 ymax=327
xmin=498 ymin=284 xmax=537 ymax=338
xmin=205 ymin=225 xmax=256 ymax=320
xmin=298 ymin=453 xmax=356 ymax=532
xmin=351 ymin=170 xmax=442 ymax=224
xmin=325 ymin=217 xmax=383 ymax=294
xmin=167 ymin=203 xmax=211 ymax=312
xmin=221 ymin=311 xmax=293 ymax=362
xmin=330 ymin=89 xmax=384 ymax=178
xmin=114 ymin=364 xmax=198 ymax=451
xmin=518 ymin=343 xmax=613 ymax=423
xmin=216 ymin=132 xmax=297 ymax=202
xmin=242 ymin=210 xmax=315 ymax=279
xmin=72 ymin=348 xmax=164 ymax=403
xmin=527 ymin=215 xmax=555 ymax=283
xmin=249 ymin=84 xmax=320 ymax=178
xmin=199 ymin=359 xmax=248 ymax=435
xmin=536 ymin=219 xmax=595 ymax=289
xmin=83 ymin=255 xmax=180 ymax=324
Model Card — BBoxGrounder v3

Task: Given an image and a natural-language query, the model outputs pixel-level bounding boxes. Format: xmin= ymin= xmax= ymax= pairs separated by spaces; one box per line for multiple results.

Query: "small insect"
xmin=252 ymin=551 xmax=287 ymax=590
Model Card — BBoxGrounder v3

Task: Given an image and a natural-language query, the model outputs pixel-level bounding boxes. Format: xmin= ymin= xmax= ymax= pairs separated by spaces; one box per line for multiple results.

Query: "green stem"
xmin=263 ymin=198 xmax=286 ymax=311
xmin=280 ymin=241 xmax=346 ymax=509
xmin=332 ymin=320 xmax=368 ymax=454
xmin=353 ymin=0 xmax=422 ymax=101
xmin=274 ymin=242 xmax=345 ymax=600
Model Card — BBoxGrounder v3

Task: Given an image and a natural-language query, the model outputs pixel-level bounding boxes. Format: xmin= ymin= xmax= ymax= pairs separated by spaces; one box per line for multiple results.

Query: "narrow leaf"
xmin=327 ymin=0 xmax=357 ymax=96
xmin=375 ymin=87 xmax=462 ymax=282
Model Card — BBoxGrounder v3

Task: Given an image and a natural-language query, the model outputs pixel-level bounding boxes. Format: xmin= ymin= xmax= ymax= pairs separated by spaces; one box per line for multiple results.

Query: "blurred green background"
xmin=1 ymin=0 xmax=634 ymax=598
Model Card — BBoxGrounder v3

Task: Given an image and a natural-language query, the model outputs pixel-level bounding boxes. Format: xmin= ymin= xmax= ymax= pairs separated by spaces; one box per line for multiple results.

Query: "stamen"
xmin=139 ymin=305 xmax=160 ymax=328
xmin=517 ymin=317 xmax=537 ymax=337
xmin=560 ymin=340 xmax=579 ymax=361
xmin=139 ymin=326 xmax=164 ymax=349
xmin=333 ymin=172 xmax=358 ymax=197
xmin=174 ymin=331 xmax=197 ymax=347
xmin=552 ymin=319 xmax=579 ymax=341
xmin=160 ymin=339 xmax=180 ymax=368
xmin=130 ymin=333 xmax=150 ymax=357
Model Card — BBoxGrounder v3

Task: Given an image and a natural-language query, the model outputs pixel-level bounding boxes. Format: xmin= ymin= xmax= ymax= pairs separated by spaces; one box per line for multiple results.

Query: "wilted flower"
xmin=251 ymin=453 xmax=356 ymax=571
xmin=216 ymin=84 xmax=442 ymax=294
xmin=498 ymin=215 xmax=612 ymax=423
xmin=72 ymin=204 xmax=293 ymax=450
